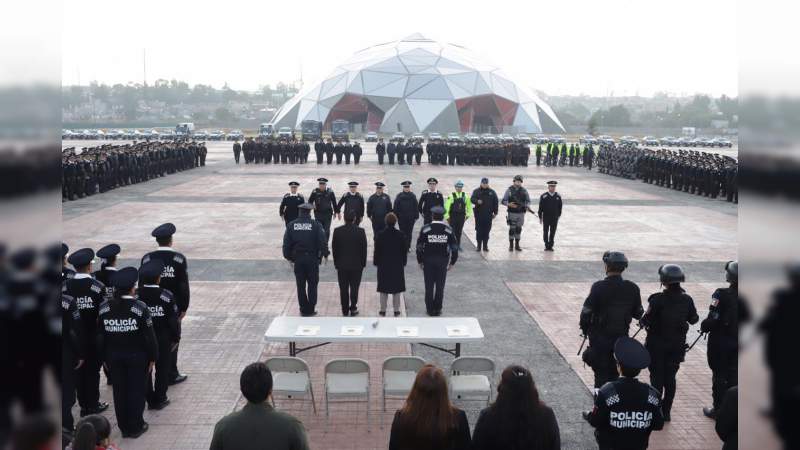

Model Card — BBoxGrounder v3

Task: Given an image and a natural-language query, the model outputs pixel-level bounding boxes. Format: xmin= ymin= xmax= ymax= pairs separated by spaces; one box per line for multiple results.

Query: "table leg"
xmin=455 ymin=343 xmax=461 ymax=358
xmin=290 ymin=342 xmax=296 ymax=357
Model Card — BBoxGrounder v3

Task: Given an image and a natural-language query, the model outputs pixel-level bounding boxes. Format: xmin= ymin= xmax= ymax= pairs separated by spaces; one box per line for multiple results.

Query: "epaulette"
xmin=421 ymin=224 xmax=431 ymax=233
xmin=173 ymin=254 xmax=184 ymax=264
xmin=90 ymin=282 xmax=103 ymax=293
xmin=142 ymin=254 xmax=151 ymax=264
xmin=98 ymin=302 xmax=111 ymax=315
xmin=160 ymin=291 xmax=173 ymax=303
xmin=284 ymin=193 xmax=290 ymax=198
xmin=130 ymin=304 xmax=144 ymax=316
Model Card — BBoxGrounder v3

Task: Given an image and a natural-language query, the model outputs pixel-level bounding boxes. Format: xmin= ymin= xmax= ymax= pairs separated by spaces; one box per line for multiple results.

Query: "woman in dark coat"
xmin=374 ymin=213 xmax=407 ymax=316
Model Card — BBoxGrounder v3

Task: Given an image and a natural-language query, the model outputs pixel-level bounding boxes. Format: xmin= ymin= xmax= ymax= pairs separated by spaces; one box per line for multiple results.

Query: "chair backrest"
xmin=325 ymin=358 xmax=370 ymax=375
xmin=383 ymin=356 xmax=426 ymax=373
xmin=266 ymin=357 xmax=310 ymax=374
xmin=451 ymin=357 xmax=495 ymax=375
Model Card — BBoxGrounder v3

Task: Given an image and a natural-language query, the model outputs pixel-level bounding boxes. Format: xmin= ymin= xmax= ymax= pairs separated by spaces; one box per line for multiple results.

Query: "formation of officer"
xmin=282 ymin=203 xmax=329 ymax=316
xmin=239 ymin=137 xmax=310 ymax=164
xmin=470 ymin=177 xmax=499 ymax=252
xmin=63 ymin=141 xmax=203 ymax=201
xmin=393 ymin=181 xmax=420 ymax=251
xmin=537 ymin=181 xmax=562 ymax=251
xmin=383 ymin=139 xmax=423 ymax=165
xmin=416 ymin=206 xmax=459 ymax=316
xmin=417 ymin=178 xmax=444 ymax=225
xmin=366 ymin=182 xmax=393 ymax=236
xmin=279 ymin=181 xmax=305 ymax=226
xmin=426 ymin=141 xmax=530 ymax=166
xmin=501 ymin=175 xmax=531 ymax=252
xmin=538 ymin=142 xmax=587 ymax=167
xmin=443 ymin=180 xmax=472 ymax=251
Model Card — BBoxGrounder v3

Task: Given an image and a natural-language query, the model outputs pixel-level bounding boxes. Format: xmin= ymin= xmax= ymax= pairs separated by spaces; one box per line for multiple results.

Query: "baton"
xmin=577 ymin=334 xmax=588 ymax=356
xmin=685 ymin=330 xmax=707 ymax=352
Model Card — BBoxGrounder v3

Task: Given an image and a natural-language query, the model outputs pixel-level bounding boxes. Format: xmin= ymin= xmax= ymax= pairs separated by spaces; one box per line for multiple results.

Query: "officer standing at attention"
xmin=580 ymin=251 xmax=644 ymax=389
xmin=233 ymin=140 xmax=241 ymax=164
xmin=470 ymin=177 xmax=498 ymax=252
xmin=639 ymin=264 xmax=698 ymax=421
xmin=324 ymin=139 xmax=335 ymax=164
xmin=416 ymin=206 xmax=459 ymax=316
xmin=376 ymin=138 xmax=386 ymax=165
xmin=367 ymin=181 xmax=393 ymax=236
xmin=444 ymin=180 xmax=472 ymax=251
xmin=537 ymin=181 xmax=563 ymax=251
xmin=61 ymin=290 xmax=84 ymax=434
xmin=337 ymin=181 xmax=365 ymax=224
xmin=387 ymin=139 xmax=397 ymax=164
xmin=314 ymin=138 xmax=324 ymax=164
xmin=138 ymin=260 xmax=181 ymax=411
xmin=583 ymin=337 xmax=665 ymax=450
xmin=393 ymin=181 xmax=419 ymax=252
xmin=98 ymin=267 xmax=158 ymax=438
xmin=700 ymin=261 xmax=741 ymax=419
xmin=418 ymin=177 xmax=444 ymax=225
xmin=501 ymin=175 xmax=530 ymax=252
xmin=279 ymin=181 xmax=305 ymax=226
xmin=283 ymin=203 xmax=329 ymax=316
xmin=308 ymin=178 xmax=340 ymax=241
xmin=93 ymin=243 xmax=121 ymax=301
xmin=64 ymin=248 xmax=109 ymax=417
xmin=141 ymin=223 xmax=189 ymax=386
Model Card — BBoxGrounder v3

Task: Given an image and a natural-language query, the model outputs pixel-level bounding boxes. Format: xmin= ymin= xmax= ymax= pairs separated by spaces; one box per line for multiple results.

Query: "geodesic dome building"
xmin=271 ymin=33 xmax=564 ymax=134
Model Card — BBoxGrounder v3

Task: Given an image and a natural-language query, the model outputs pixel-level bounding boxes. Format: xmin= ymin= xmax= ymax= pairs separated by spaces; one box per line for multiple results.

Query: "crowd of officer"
xmin=235 ymin=138 xmax=313 ymax=164
xmin=62 ymin=141 xmax=206 ymax=201
xmin=375 ymin=138 xmax=423 ymax=165
xmin=595 ymin=143 xmax=739 ymax=203
xmin=423 ymin=141 xmax=531 ymax=166
xmin=534 ymin=143 xmax=595 ymax=168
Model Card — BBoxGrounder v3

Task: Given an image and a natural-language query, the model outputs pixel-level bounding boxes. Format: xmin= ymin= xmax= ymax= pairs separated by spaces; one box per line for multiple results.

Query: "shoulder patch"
xmin=160 ymin=292 xmax=173 ymax=303
xmin=421 ymin=225 xmax=431 ymax=233
xmin=142 ymin=254 xmax=151 ymax=264
xmin=90 ymin=282 xmax=103 ymax=294
xmin=284 ymin=193 xmax=290 ymax=197
xmin=131 ymin=305 xmax=144 ymax=316
xmin=99 ymin=303 xmax=111 ymax=315
xmin=173 ymin=254 xmax=184 ymax=264
xmin=647 ymin=390 xmax=661 ymax=406
xmin=606 ymin=393 xmax=620 ymax=407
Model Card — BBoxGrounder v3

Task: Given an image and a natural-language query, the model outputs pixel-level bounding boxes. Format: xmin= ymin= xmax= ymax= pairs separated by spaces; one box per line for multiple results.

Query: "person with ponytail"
xmin=68 ymin=415 xmax=120 ymax=450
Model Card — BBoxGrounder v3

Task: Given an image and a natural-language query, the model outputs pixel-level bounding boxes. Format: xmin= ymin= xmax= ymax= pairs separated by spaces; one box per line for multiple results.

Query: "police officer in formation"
xmin=639 ymin=264 xmax=699 ymax=421
xmin=443 ymin=180 xmax=472 ymax=251
xmin=141 ymin=223 xmax=190 ymax=386
xmin=387 ymin=139 xmax=397 ymax=164
xmin=323 ymin=138 xmax=335 ymax=164
xmin=93 ymin=244 xmax=121 ymax=302
xmin=580 ymin=251 xmax=644 ymax=389
xmin=63 ymin=248 xmax=109 ymax=417
xmin=353 ymin=141 xmax=363 ymax=165
xmin=232 ymin=140 xmax=241 ymax=164
xmin=314 ymin=138 xmax=324 ymax=164
xmin=367 ymin=182 xmax=393 ymax=236
xmin=308 ymin=178 xmax=340 ymax=241
xmin=470 ymin=177 xmax=499 ymax=252
xmin=583 ymin=337 xmax=665 ymax=450
xmin=338 ymin=181 xmax=365 ymax=223
xmin=138 ymin=260 xmax=181 ymax=411
xmin=240 ymin=137 xmax=310 ymax=164
xmin=537 ymin=180 xmax=562 ymax=252
xmin=282 ymin=203 xmax=329 ymax=316
xmin=418 ymin=178 xmax=444 ymax=225
xmin=97 ymin=266 xmax=158 ymax=438
xmin=279 ymin=181 xmax=305 ymax=226
xmin=425 ymin=140 xmax=530 ymax=166
xmin=501 ymin=175 xmax=530 ymax=252
xmin=393 ymin=181 xmax=420 ymax=252
xmin=416 ymin=206 xmax=459 ymax=316
xmin=61 ymin=287 xmax=84 ymax=433
xmin=63 ymin=140 xmax=202 ymax=201
xmin=376 ymin=138 xmax=386 ymax=164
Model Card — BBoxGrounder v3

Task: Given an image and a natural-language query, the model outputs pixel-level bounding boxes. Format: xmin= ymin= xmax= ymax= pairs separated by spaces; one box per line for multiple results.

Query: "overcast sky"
xmin=60 ymin=0 xmax=740 ymax=97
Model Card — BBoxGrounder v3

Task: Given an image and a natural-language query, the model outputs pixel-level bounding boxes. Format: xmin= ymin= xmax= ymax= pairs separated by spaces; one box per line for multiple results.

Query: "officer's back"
xmin=416 ymin=220 xmax=459 ymax=264
xmin=283 ymin=209 xmax=327 ymax=261
xmin=643 ymin=287 xmax=698 ymax=349
xmin=584 ymin=274 xmax=643 ymax=337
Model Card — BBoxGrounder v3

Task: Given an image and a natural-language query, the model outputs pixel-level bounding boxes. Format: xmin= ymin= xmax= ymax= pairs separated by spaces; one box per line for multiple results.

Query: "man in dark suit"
xmin=331 ymin=211 xmax=368 ymax=316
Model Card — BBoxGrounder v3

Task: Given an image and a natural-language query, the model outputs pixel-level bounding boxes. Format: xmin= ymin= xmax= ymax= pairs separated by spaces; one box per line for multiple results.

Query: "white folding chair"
xmin=449 ymin=357 xmax=495 ymax=407
xmin=266 ymin=357 xmax=317 ymax=415
xmin=324 ymin=359 xmax=371 ymax=429
xmin=381 ymin=356 xmax=426 ymax=428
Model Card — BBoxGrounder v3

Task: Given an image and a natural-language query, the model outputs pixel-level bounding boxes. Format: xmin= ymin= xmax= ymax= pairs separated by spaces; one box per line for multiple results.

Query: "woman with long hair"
xmin=68 ymin=414 xmax=120 ymax=450
xmin=374 ymin=212 xmax=407 ymax=316
xmin=471 ymin=365 xmax=561 ymax=450
xmin=389 ymin=364 xmax=470 ymax=450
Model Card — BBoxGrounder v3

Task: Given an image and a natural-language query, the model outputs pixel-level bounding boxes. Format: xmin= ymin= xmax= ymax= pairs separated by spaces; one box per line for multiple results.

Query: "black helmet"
xmin=602 ymin=251 xmax=628 ymax=270
xmin=725 ymin=260 xmax=737 ymax=283
xmin=659 ymin=264 xmax=685 ymax=284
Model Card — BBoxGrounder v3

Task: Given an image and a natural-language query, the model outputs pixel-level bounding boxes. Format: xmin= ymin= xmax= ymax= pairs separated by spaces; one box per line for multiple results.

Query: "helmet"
xmin=724 ymin=261 xmax=737 ymax=283
xmin=602 ymin=251 xmax=628 ymax=270
xmin=659 ymin=264 xmax=685 ymax=284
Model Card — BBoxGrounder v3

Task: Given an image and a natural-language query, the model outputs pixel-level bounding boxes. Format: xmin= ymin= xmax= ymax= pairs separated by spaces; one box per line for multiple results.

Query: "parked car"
xmin=642 ymin=136 xmax=659 ymax=146
xmin=391 ymin=132 xmax=405 ymax=142
xmin=226 ymin=129 xmax=244 ymax=141
xmin=447 ymin=132 xmax=461 ymax=143
xmin=365 ymin=132 xmax=378 ymax=142
xmin=428 ymin=132 xmax=442 ymax=141
xmin=278 ymin=127 xmax=294 ymax=139
xmin=194 ymin=130 xmax=209 ymax=140
xmin=515 ymin=133 xmax=531 ymax=144
xmin=208 ymin=130 xmax=225 ymax=141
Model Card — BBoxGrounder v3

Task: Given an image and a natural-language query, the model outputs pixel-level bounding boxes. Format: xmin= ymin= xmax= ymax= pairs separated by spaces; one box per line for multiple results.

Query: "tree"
xmin=716 ymin=95 xmax=738 ymax=123
xmin=214 ymin=107 xmax=233 ymax=123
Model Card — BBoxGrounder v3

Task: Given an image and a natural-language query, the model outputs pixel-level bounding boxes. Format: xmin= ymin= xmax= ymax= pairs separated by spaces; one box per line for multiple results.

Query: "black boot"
xmin=509 ymin=239 xmax=514 ymax=251
xmin=515 ymin=239 xmax=522 ymax=251
xmin=476 ymin=241 xmax=483 ymax=252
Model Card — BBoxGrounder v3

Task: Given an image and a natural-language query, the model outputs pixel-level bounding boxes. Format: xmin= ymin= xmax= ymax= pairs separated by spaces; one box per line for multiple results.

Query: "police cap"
xmin=480 ymin=177 xmax=489 ymax=184
xmin=298 ymin=203 xmax=314 ymax=210
xmin=348 ymin=181 xmax=359 ymax=187
xmin=546 ymin=180 xmax=558 ymax=185
xmin=111 ymin=267 xmax=139 ymax=291
xmin=375 ymin=182 xmax=386 ymax=187
xmin=427 ymin=177 xmax=438 ymax=184
xmin=725 ymin=260 xmax=737 ymax=283
xmin=658 ymin=264 xmax=685 ymax=284
xmin=431 ymin=206 xmax=445 ymax=215
xmin=96 ymin=243 xmax=121 ymax=260
xmin=317 ymin=177 xmax=328 ymax=184
xmin=67 ymin=248 xmax=95 ymax=268
xmin=151 ymin=223 xmax=176 ymax=238
xmin=401 ymin=181 xmax=412 ymax=187
xmin=288 ymin=181 xmax=300 ymax=187
xmin=139 ymin=260 xmax=164 ymax=281
xmin=614 ymin=336 xmax=650 ymax=369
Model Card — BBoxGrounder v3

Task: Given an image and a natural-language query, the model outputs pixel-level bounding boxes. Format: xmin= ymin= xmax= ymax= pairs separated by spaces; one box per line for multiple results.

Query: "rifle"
xmin=685 ymin=330 xmax=707 ymax=352
xmin=577 ymin=333 xmax=588 ymax=356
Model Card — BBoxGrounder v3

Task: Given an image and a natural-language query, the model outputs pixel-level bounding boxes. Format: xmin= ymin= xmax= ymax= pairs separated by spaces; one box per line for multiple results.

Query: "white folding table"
xmin=264 ymin=316 xmax=484 ymax=357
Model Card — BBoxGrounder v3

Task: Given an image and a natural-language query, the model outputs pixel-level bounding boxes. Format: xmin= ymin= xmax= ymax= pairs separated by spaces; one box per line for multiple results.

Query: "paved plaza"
xmin=63 ymin=140 xmax=738 ymax=450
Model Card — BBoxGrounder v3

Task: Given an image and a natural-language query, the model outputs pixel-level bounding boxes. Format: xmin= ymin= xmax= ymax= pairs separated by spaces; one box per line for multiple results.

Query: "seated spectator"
xmin=471 ymin=365 xmax=561 ymax=450
xmin=210 ymin=362 xmax=309 ymax=450
xmin=389 ymin=364 xmax=470 ymax=450
xmin=67 ymin=415 xmax=120 ymax=450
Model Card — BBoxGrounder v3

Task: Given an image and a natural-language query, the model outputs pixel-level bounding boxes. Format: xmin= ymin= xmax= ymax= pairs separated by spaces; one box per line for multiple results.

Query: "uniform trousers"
xmin=109 ymin=352 xmax=148 ymax=435
xmin=422 ymin=257 xmax=449 ymax=314
xmin=294 ymin=256 xmax=320 ymax=315
xmin=336 ymin=269 xmax=362 ymax=314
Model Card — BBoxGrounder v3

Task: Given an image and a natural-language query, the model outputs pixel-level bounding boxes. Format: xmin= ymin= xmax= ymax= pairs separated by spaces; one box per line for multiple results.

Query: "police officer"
xmin=138 ymin=260 xmax=180 ymax=410
xmin=282 ymin=203 xmax=329 ymax=316
xmin=93 ymin=243 xmax=121 ymax=301
xmin=141 ymin=223 xmax=189 ymax=385
xmin=61 ymin=290 xmax=84 ymax=433
xmin=394 ymin=181 xmax=420 ymax=252
xmin=387 ymin=139 xmax=397 ymax=164
xmin=583 ymin=337 xmax=665 ymax=450
xmin=279 ymin=181 xmax=305 ymax=226
xmin=580 ymin=251 xmax=644 ymax=389
xmin=416 ymin=206 xmax=459 ymax=316
xmin=639 ymin=264 xmax=698 ymax=421
xmin=233 ymin=140 xmax=241 ymax=164
xmin=314 ymin=138 xmax=324 ymax=164
xmin=367 ymin=182 xmax=393 ymax=236
xmin=418 ymin=177 xmax=444 ymax=225
xmin=470 ymin=177 xmax=498 ymax=252
xmin=501 ymin=175 xmax=530 ymax=252
xmin=62 ymin=242 xmax=75 ymax=282
xmin=376 ymin=138 xmax=386 ymax=164
xmin=308 ymin=177 xmax=340 ymax=241
xmin=98 ymin=267 xmax=158 ymax=438
xmin=444 ymin=180 xmax=472 ymax=251
xmin=338 ymin=181 xmax=365 ymax=224
xmin=324 ymin=139 xmax=335 ymax=164
xmin=353 ymin=141 xmax=363 ymax=165
xmin=64 ymin=248 xmax=109 ymax=416
xmin=700 ymin=261 xmax=741 ymax=419
xmin=537 ymin=181 xmax=563 ymax=251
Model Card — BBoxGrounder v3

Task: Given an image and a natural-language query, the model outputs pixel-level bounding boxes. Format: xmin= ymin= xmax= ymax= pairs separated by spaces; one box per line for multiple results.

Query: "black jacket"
xmin=641 ymin=287 xmax=698 ymax=350
xmin=416 ymin=221 xmax=458 ymax=265
xmin=587 ymin=377 xmax=664 ymax=450
xmin=98 ymin=296 xmax=158 ymax=362
xmin=389 ymin=408 xmax=470 ymax=450
xmin=367 ymin=193 xmax=393 ymax=223
xmin=331 ymin=224 xmax=367 ymax=271
xmin=279 ymin=193 xmax=305 ymax=224
xmin=393 ymin=191 xmax=419 ymax=221
xmin=580 ymin=275 xmax=643 ymax=337
xmin=537 ymin=191 xmax=563 ymax=220
xmin=283 ymin=215 xmax=329 ymax=261
xmin=337 ymin=192 xmax=365 ymax=219
xmin=471 ymin=404 xmax=561 ymax=450
xmin=141 ymin=248 xmax=190 ymax=313
xmin=374 ymin=226 xmax=407 ymax=293
xmin=470 ymin=187 xmax=499 ymax=219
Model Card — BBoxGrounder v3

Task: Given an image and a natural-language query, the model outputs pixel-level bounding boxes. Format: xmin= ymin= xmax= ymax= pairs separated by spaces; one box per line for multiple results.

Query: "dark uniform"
xmin=93 ymin=243 xmax=121 ymax=302
xmin=308 ymin=179 xmax=339 ymax=240
xmin=585 ymin=337 xmax=665 ymax=450
xmin=537 ymin=181 xmax=563 ymax=251
xmin=418 ymin=178 xmax=444 ymax=225
xmin=393 ymin=182 xmax=420 ymax=251
xmin=279 ymin=182 xmax=305 ymax=226
xmin=61 ymin=293 xmax=84 ymax=431
xmin=471 ymin=180 xmax=499 ymax=252
xmin=376 ymin=140 xmax=386 ymax=164
xmin=366 ymin=182 xmax=393 ymax=236
xmin=233 ymin=141 xmax=241 ymax=164
xmin=337 ymin=183 xmax=365 ymax=223
xmin=283 ymin=204 xmax=329 ymax=316
xmin=416 ymin=207 xmax=459 ymax=316
xmin=98 ymin=267 xmax=158 ymax=438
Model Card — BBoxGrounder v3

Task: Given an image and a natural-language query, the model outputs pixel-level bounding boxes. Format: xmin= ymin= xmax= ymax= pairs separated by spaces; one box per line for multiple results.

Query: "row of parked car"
xmin=62 ymin=129 xmax=245 ymax=141
xmin=579 ymin=134 xmax=733 ymax=148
